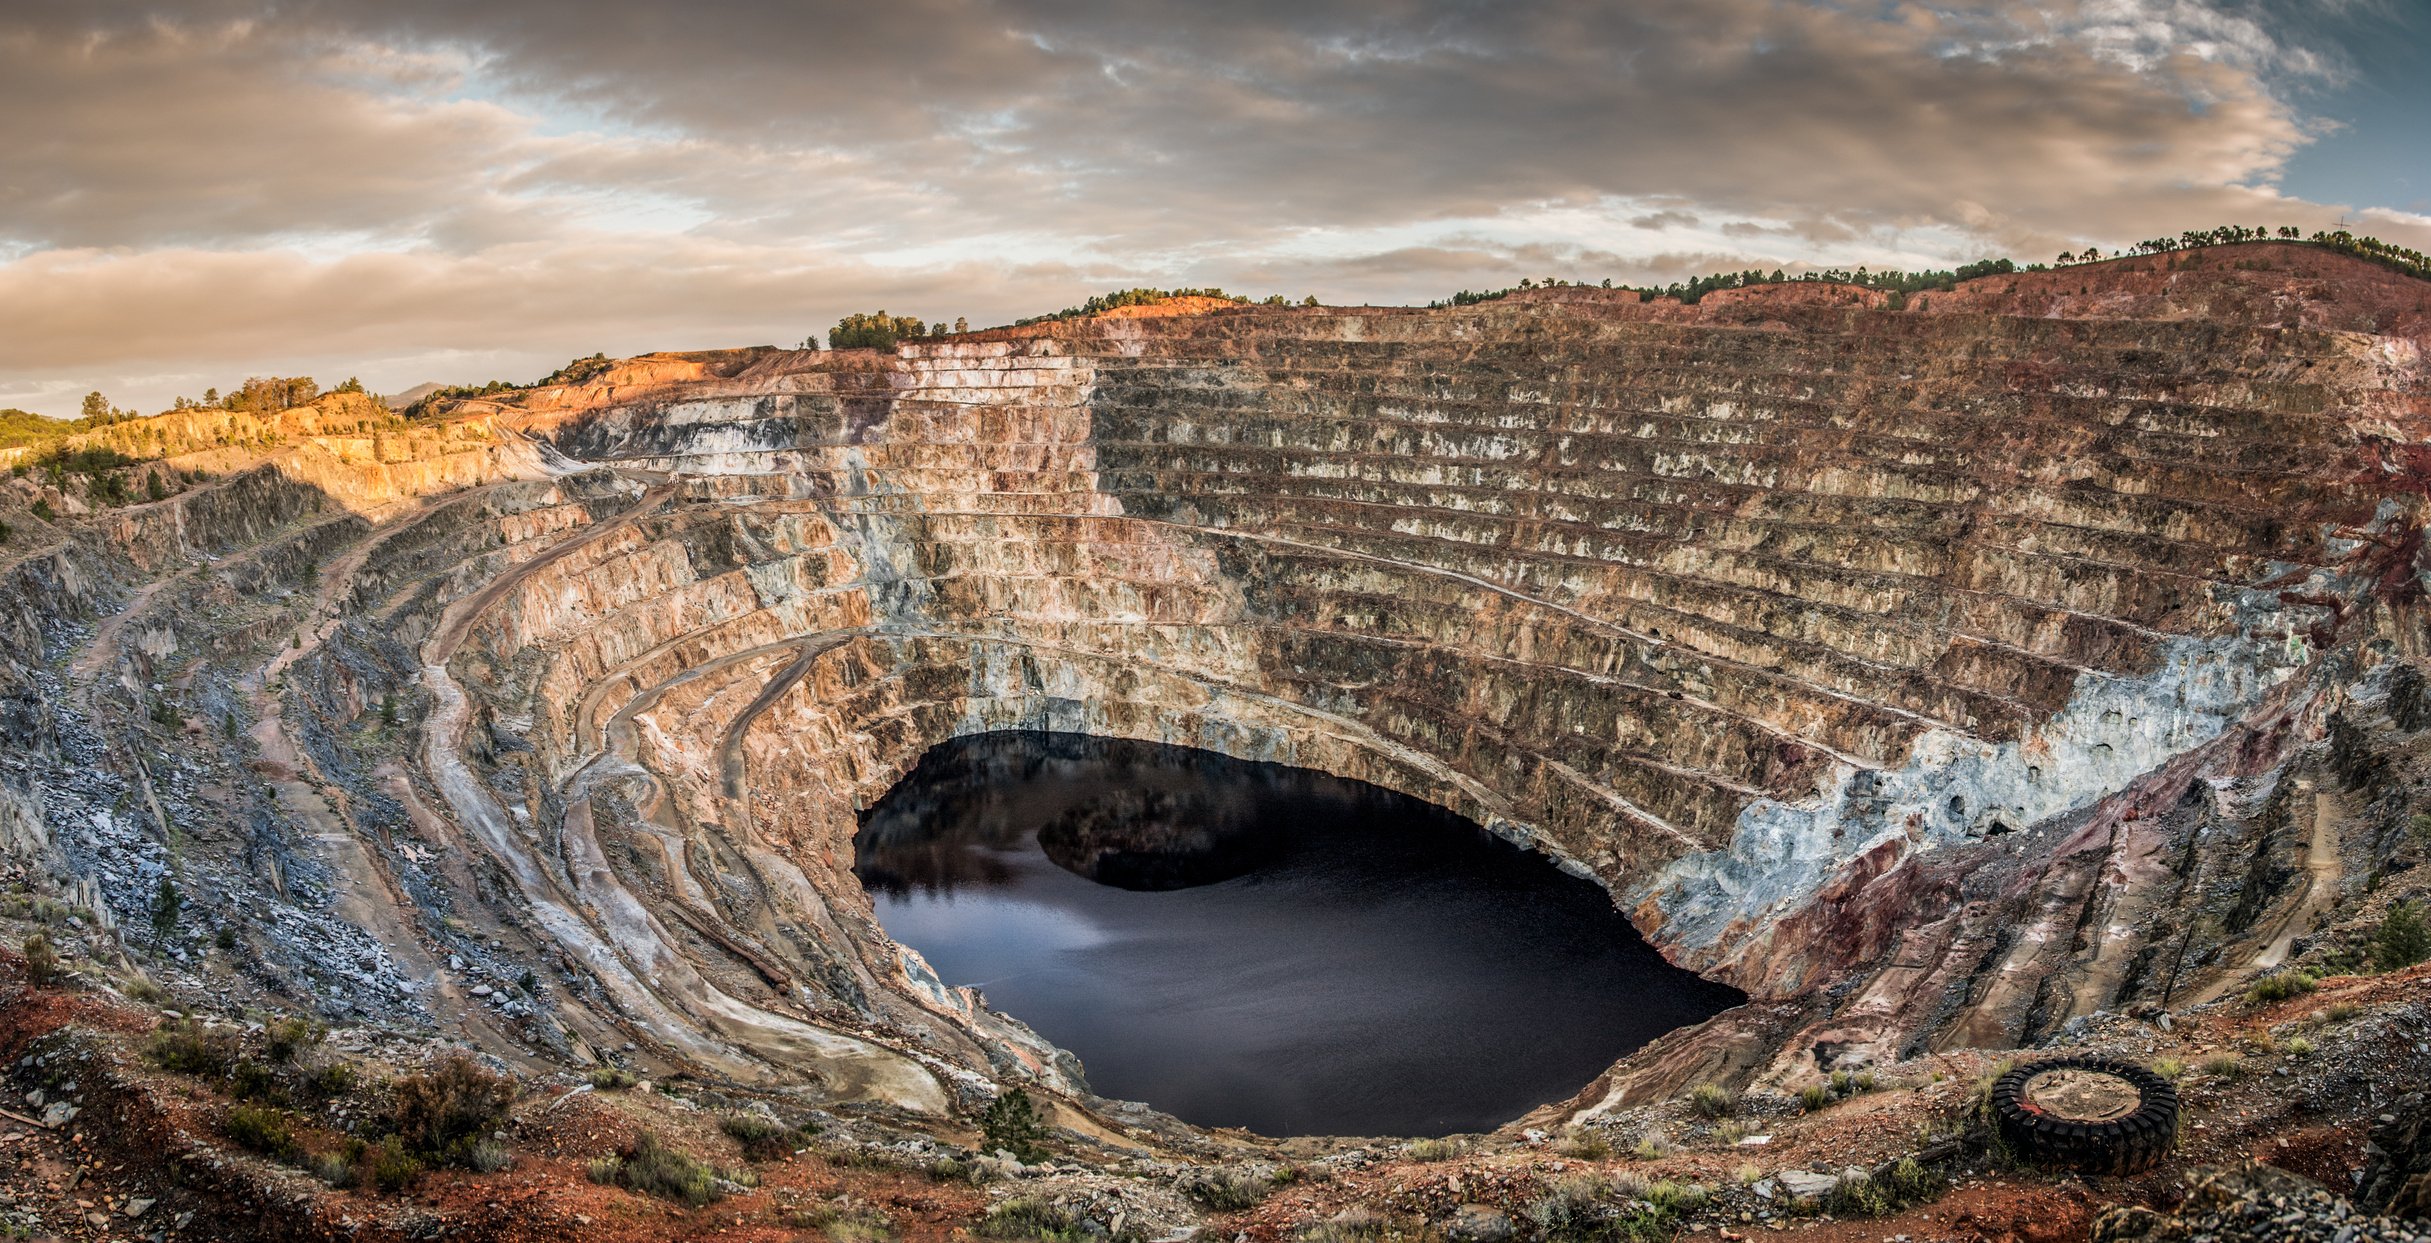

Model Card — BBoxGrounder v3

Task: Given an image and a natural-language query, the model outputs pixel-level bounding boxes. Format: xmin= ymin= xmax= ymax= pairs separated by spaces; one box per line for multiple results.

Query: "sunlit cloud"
xmin=1 ymin=0 xmax=2424 ymax=414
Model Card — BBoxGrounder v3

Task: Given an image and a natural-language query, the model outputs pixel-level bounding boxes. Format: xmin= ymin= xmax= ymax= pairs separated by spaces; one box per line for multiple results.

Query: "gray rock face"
xmin=1773 ymin=1170 xmax=1841 ymax=1200
xmin=2360 ymin=1094 xmax=2431 ymax=1220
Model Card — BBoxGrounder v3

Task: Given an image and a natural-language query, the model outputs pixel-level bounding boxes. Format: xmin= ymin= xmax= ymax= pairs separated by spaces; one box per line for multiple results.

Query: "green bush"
xmin=1406 ymin=1137 xmax=1471 ymax=1162
xmin=1180 ymin=1166 xmax=1274 ymax=1211
xmin=310 ymin=1146 xmax=357 ymax=1188
xmin=390 ymin=1055 xmax=516 ymax=1167
xmin=978 ymin=1196 xmax=1127 ymax=1243
xmin=21 ymin=933 xmax=57 ymax=986
xmin=465 ymin=1137 xmax=513 ymax=1173
xmin=2374 ymin=901 xmax=2429 ymax=972
xmin=2246 ymin=970 xmax=2318 ymax=1004
xmin=541 ymin=354 xmax=615 ymax=387
xmin=1819 ymin=1158 xmax=1945 ymax=1218
xmin=229 ymin=1060 xmax=283 ymax=1103
xmin=589 ymin=1066 xmax=638 ymax=1090
xmin=978 ymin=1088 xmax=1049 ymax=1162
xmin=222 ymin=1103 xmax=303 ymax=1161
xmin=828 ymin=311 xmax=928 ymax=351
xmin=149 ymin=875 xmax=182 ymax=940
xmin=1688 ymin=1082 xmax=1735 ymax=1119
xmin=1555 ymin=1127 xmax=1612 ymax=1159
xmin=364 ymin=1139 xmax=424 ymax=1194
xmin=589 ymin=1132 xmax=724 ymax=1207
xmin=722 ymin=1111 xmax=817 ymax=1160
xmin=794 ymin=1202 xmax=897 ymax=1242
xmin=264 ymin=1016 xmax=322 ymax=1063
xmin=147 ymin=1019 xmax=241 ymax=1079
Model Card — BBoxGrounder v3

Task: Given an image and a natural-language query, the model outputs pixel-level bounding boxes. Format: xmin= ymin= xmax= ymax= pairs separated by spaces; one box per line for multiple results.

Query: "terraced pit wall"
xmin=5 ymin=245 xmax=2429 ymax=1126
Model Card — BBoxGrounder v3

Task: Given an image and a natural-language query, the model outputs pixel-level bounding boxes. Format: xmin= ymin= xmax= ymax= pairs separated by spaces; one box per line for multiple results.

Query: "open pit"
xmin=3 ymin=243 xmax=2431 ymax=1238
xmin=855 ymin=730 xmax=1740 ymax=1137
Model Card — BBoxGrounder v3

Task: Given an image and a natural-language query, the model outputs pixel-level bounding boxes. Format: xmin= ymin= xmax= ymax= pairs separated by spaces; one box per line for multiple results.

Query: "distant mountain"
xmin=382 ymin=382 xmax=445 ymax=411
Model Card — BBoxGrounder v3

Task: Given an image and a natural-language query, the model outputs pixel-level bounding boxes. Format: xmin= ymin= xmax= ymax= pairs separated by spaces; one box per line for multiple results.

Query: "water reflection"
xmin=859 ymin=733 xmax=1302 ymax=894
xmin=854 ymin=731 xmax=1742 ymax=1137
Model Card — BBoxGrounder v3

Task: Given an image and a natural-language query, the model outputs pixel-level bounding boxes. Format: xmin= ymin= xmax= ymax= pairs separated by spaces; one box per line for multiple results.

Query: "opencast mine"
xmin=6 ymin=246 xmax=2431 ymax=1238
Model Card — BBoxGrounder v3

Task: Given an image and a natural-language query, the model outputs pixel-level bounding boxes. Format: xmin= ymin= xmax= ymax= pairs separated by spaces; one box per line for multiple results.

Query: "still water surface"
xmin=855 ymin=731 xmax=1741 ymax=1136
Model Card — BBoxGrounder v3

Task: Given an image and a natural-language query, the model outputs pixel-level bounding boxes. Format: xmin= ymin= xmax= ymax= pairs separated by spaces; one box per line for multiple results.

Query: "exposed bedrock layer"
xmin=6 ymin=245 xmax=2431 ymax=1134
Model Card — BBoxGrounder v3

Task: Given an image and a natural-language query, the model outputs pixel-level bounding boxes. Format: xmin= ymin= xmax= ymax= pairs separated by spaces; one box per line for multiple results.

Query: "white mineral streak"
xmin=1643 ymin=546 xmax=2362 ymax=976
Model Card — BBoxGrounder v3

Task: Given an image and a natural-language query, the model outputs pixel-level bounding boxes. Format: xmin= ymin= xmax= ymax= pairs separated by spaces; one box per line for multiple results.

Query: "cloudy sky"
xmin=5 ymin=0 xmax=2428 ymax=416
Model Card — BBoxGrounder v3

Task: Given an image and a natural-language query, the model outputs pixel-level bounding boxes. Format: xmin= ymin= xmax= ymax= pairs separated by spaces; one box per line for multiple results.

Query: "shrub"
xmin=1643 ymin=1180 xmax=1707 ymax=1214
xmin=589 ymin=1066 xmax=638 ymax=1090
xmin=590 ymin=1132 xmax=723 ymax=1207
xmin=1406 ymin=1137 xmax=1470 ymax=1162
xmin=390 ymin=1055 xmax=516 ymax=1166
xmin=310 ymin=1146 xmax=357 ymax=1188
xmin=2284 ymin=1036 xmax=2316 ymax=1059
xmin=721 ymin=1112 xmax=816 ymax=1160
xmin=2374 ymin=901 xmax=2430 ymax=972
xmin=2151 ymin=1057 xmax=2187 ymax=1082
xmin=2326 ymin=1001 xmax=2363 ymax=1022
xmin=925 ymin=1156 xmax=992 ymax=1185
xmin=1798 ymin=1083 xmax=1832 ymax=1113
xmin=264 ymin=1016 xmax=321 ymax=1063
xmin=299 ymin=1059 xmax=359 ymax=1101
xmin=465 ymin=1137 xmax=514 ymax=1173
xmin=1819 ymin=1159 xmax=1944 ymax=1218
xmin=1632 ymin=1135 xmax=1669 ymax=1161
xmin=981 ymin=1196 xmax=1126 ymax=1243
xmin=2201 ymin=1054 xmax=2246 ymax=1081
xmin=222 ymin=1103 xmax=302 ymax=1161
xmin=21 ymin=933 xmax=58 ymax=986
xmin=229 ymin=1060 xmax=283 ymax=1103
xmin=1524 ymin=1173 xmax=1704 ymax=1243
xmin=148 ymin=1019 xmax=241 ymax=1079
xmin=1181 ymin=1166 xmax=1275 ymax=1211
xmin=2246 ymin=970 xmax=2318 ymax=1004
xmin=150 ymin=875 xmax=182 ymax=940
xmin=1688 ymin=1082 xmax=1735 ymax=1119
xmin=794 ymin=1203 xmax=897 ymax=1242
xmin=1523 ymin=1171 xmax=1614 ymax=1238
xmin=364 ymin=1139 xmax=424 ymax=1194
xmin=1715 ymin=1120 xmax=1751 ymax=1146
xmin=978 ymin=1088 xmax=1049 ymax=1162
xmin=540 ymin=353 xmax=615 ymax=387
xmin=828 ymin=312 xmax=928 ymax=352
xmin=1555 ymin=1127 xmax=1612 ymax=1159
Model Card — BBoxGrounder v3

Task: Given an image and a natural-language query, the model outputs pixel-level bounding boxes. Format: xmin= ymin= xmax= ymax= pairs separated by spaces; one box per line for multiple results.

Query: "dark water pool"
xmin=854 ymin=731 xmax=1740 ymax=1137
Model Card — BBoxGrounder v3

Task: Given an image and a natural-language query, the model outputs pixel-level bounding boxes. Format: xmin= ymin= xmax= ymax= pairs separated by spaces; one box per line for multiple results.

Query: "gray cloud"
xmin=2 ymin=0 xmax=2426 ymax=415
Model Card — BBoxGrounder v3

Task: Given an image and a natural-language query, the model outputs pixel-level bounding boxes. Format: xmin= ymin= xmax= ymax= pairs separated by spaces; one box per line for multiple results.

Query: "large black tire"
xmin=1991 ymin=1056 xmax=2179 ymax=1176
